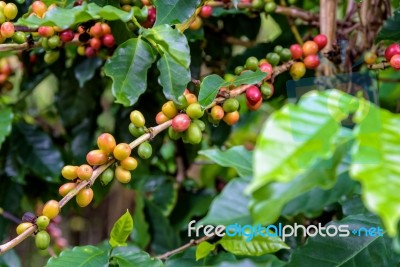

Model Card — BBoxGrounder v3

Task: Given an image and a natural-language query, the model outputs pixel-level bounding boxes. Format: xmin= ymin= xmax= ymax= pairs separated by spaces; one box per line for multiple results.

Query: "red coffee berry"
xmin=303 ymin=54 xmax=320 ymax=69
xmin=302 ymin=40 xmax=319 ymax=56
xmin=290 ymin=44 xmax=303 ymax=59
xmin=102 ymin=34 xmax=115 ymax=48
xmin=172 ymin=114 xmax=191 ymax=132
xmin=259 ymin=62 xmax=273 ymax=80
xmin=385 ymin=43 xmax=400 ymax=61
xmin=313 ymin=34 xmax=328 ymax=50
xmin=85 ymin=46 xmax=96 ymax=57
xmin=60 ymin=29 xmax=74 ymax=42
xmin=90 ymin=37 xmax=102 ymax=50
xmin=200 ymin=5 xmax=213 ymax=18
xmin=390 ymin=54 xmax=400 ymax=70
xmin=38 ymin=26 xmax=54 ymax=37
xmin=86 ymin=149 xmax=108 ymax=166
xmin=246 ymin=85 xmax=262 ymax=105
xmin=246 ymin=98 xmax=262 ymax=111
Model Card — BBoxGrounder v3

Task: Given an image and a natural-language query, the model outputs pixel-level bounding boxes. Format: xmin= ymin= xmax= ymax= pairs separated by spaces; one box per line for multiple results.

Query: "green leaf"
xmin=217 ymin=256 xmax=285 ymax=267
xmin=109 ymin=210 xmax=134 ymax=247
xmin=86 ymin=3 xmax=133 ymax=21
xmin=375 ymin=9 xmax=400 ymax=42
xmin=131 ymin=193 xmax=150 ymax=249
xmin=287 ymin=214 xmax=399 ymax=267
xmin=248 ymin=89 xmax=358 ymax=193
xmin=231 ymin=69 xmax=267 ymax=87
xmin=218 ymin=232 xmax=289 ymax=256
xmin=152 ymin=179 xmax=178 ymax=216
xmin=196 ymin=241 xmax=216 ymax=261
xmin=350 ymin=102 xmax=400 ymax=236
xmin=74 ymin=57 xmax=103 ymax=88
xmin=0 ymin=249 xmax=21 ymax=267
xmin=104 ymin=38 xmax=156 ymax=106
xmin=157 ymin=48 xmax=191 ymax=102
xmin=0 ymin=107 xmax=13 ymax=149
xmin=154 ymin=0 xmax=200 ymax=26
xmin=46 ymin=246 xmax=108 ymax=267
xmin=11 ymin=123 xmax=64 ymax=181
xmin=198 ymin=75 xmax=229 ymax=108
xmin=112 ymin=248 xmax=163 ymax=267
xmin=199 ymin=146 xmax=253 ymax=177
xmin=199 ymin=178 xmax=251 ymax=226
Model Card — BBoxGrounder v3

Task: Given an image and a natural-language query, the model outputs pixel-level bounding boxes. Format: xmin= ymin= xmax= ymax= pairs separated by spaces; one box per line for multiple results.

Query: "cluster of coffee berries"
xmin=189 ymin=4 xmax=213 ymax=31
xmin=120 ymin=0 xmax=156 ymax=30
xmin=0 ymin=58 xmax=15 ymax=92
xmin=76 ymin=22 xmax=115 ymax=58
xmin=0 ymin=2 xmax=18 ymax=44
xmin=251 ymin=0 xmax=277 ymax=14
xmin=210 ymin=97 xmax=241 ymax=125
xmin=384 ymin=43 xmax=400 ymax=70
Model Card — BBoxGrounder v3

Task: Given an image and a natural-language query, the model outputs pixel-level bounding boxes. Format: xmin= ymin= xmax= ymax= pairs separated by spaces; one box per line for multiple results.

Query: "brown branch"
xmin=275 ymin=5 xmax=317 ymax=22
xmin=320 ymin=0 xmax=337 ymax=54
xmin=14 ymin=26 xmax=38 ymax=32
xmin=368 ymin=62 xmax=390 ymax=70
xmin=0 ymin=208 xmax=21 ymax=224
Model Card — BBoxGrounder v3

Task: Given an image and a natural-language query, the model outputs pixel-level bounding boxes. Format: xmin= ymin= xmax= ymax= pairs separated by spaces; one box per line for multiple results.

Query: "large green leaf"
xmin=351 ymin=102 xmax=400 ymax=236
xmin=218 ymin=233 xmax=289 ymax=256
xmin=0 ymin=107 xmax=13 ymax=149
xmin=46 ymin=246 xmax=108 ymax=266
xmin=199 ymin=146 xmax=253 ymax=177
xmin=375 ymin=9 xmax=400 ymax=42
xmin=112 ymin=248 xmax=163 ymax=267
xmin=199 ymin=178 xmax=251 ymax=226
xmin=131 ymin=193 xmax=150 ymax=249
xmin=109 ymin=210 xmax=134 ymax=247
xmin=154 ymin=0 xmax=200 ymax=26
xmin=248 ymin=89 xmax=358 ymax=193
xmin=250 ymin=138 xmax=349 ymax=225
xmin=104 ymin=38 xmax=157 ymax=106
xmin=287 ymin=214 xmax=399 ymax=267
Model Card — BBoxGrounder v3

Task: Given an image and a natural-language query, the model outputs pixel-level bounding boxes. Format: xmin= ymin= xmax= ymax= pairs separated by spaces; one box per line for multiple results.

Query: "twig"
xmin=367 ymin=62 xmax=390 ymax=70
xmin=14 ymin=26 xmax=38 ymax=32
xmin=0 ymin=208 xmax=21 ymax=224
xmin=279 ymin=0 xmax=303 ymax=45
xmin=156 ymin=233 xmax=216 ymax=260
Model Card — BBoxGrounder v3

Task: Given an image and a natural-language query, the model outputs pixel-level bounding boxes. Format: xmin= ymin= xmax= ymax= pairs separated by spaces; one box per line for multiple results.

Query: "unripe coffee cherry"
xmin=12 ymin=31 xmax=27 ymax=44
xmin=174 ymin=95 xmax=188 ymax=110
xmin=86 ymin=149 xmax=108 ymax=166
xmin=162 ymin=101 xmax=178 ymax=118
xmin=44 ymin=51 xmax=60 ymax=64
xmin=59 ymin=182 xmax=77 ymax=197
xmin=223 ymin=111 xmax=240 ymax=126
xmin=186 ymin=103 xmax=204 ymax=119
xmin=303 ymin=54 xmax=320 ymax=69
xmin=266 ymin=52 xmax=280 ymax=66
xmin=245 ymin=56 xmax=259 ymax=71
xmin=246 ymin=85 xmax=262 ymax=105
xmin=113 ymin=143 xmax=132 ymax=161
xmin=185 ymin=123 xmax=202 ymax=144
xmin=138 ymin=142 xmax=152 ymax=159
xmin=97 ymin=133 xmax=116 ymax=154
xmin=302 ymin=40 xmax=319 ymax=56
xmin=16 ymin=222 xmax=33 ymax=235
xmin=42 ymin=200 xmax=60 ymax=219
xmin=168 ymin=127 xmax=182 ymax=140
xmin=313 ymin=34 xmax=328 ymax=50
xmin=77 ymin=164 xmax=93 ymax=180
xmin=185 ymin=93 xmax=197 ymax=105
xmin=189 ymin=16 xmax=202 ymax=30
xmin=290 ymin=44 xmax=303 ymax=59
xmin=100 ymin=168 xmax=114 ymax=186
xmin=61 ymin=165 xmax=78 ymax=180
xmin=130 ymin=110 xmax=145 ymax=128
xmin=4 ymin=3 xmax=18 ymax=20
xmin=289 ymin=62 xmax=306 ymax=80
xmin=210 ymin=105 xmax=225 ymax=121
xmin=129 ymin=123 xmax=145 ymax=137
xmin=36 ymin=216 xmax=50 ymax=231
xmin=38 ymin=26 xmax=55 ymax=38
xmin=223 ymin=98 xmax=239 ymax=113
xmin=32 ymin=1 xmax=47 ymax=17
xmin=35 ymin=230 xmax=50 ymax=250
xmin=364 ymin=52 xmax=377 ymax=65
xmin=172 ymin=114 xmax=191 ymax=132
xmin=155 ymin=112 xmax=169 ymax=124
xmin=115 ymin=166 xmax=131 ymax=183
xmin=261 ymin=82 xmax=274 ymax=99
xmin=120 ymin=156 xmax=138 ymax=171
xmin=192 ymin=119 xmax=206 ymax=131
xmin=76 ymin=188 xmax=94 ymax=207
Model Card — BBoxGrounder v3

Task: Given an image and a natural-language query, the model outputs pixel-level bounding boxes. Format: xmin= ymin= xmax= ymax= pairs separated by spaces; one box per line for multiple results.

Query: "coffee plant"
xmin=0 ymin=0 xmax=400 ymax=266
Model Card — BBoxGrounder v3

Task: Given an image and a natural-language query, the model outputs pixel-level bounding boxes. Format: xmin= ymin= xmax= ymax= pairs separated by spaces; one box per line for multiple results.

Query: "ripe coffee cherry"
xmin=60 ymin=29 xmax=74 ymax=42
xmin=0 ymin=22 xmax=14 ymax=38
xmin=302 ymin=40 xmax=319 ymax=56
xmin=185 ymin=93 xmax=197 ymax=105
xmin=200 ymin=5 xmax=212 ymax=18
xmin=62 ymin=165 xmax=78 ymax=180
xmin=259 ymin=62 xmax=273 ymax=80
xmin=102 ymin=34 xmax=115 ymax=48
xmin=100 ymin=168 xmax=114 ymax=186
xmin=138 ymin=142 xmax=152 ymax=159
xmin=115 ymin=166 xmax=131 ymax=183
xmin=279 ymin=48 xmax=292 ymax=62
xmin=36 ymin=216 xmax=50 ymax=231
xmin=385 ymin=43 xmax=400 ymax=61
xmin=211 ymin=105 xmax=225 ymax=121
xmin=77 ymin=164 xmax=93 ymax=180
xmin=85 ymin=46 xmax=96 ymax=57
xmin=364 ymin=52 xmax=377 ymax=65
xmin=246 ymin=98 xmax=262 ymax=111
xmin=42 ymin=200 xmax=60 ymax=219
xmin=76 ymin=188 xmax=94 ymax=207
xmin=97 ymin=133 xmax=116 ymax=154
xmin=313 ymin=34 xmax=328 ymax=50
xmin=261 ymin=82 xmax=274 ymax=99
xmin=35 ymin=230 xmax=50 ymax=250
xmin=162 ymin=101 xmax=178 ymax=118
xmin=120 ymin=156 xmax=138 ymax=171
xmin=223 ymin=98 xmax=239 ymax=113
xmin=168 ymin=127 xmax=182 ymax=140
xmin=189 ymin=16 xmax=202 ymax=30
xmin=90 ymin=37 xmax=102 ymax=50
xmin=38 ymin=26 xmax=55 ymax=38
xmin=186 ymin=103 xmax=204 ymax=119
xmin=390 ymin=54 xmax=400 ymax=70
xmin=172 ymin=113 xmax=191 ymax=132
xmin=290 ymin=62 xmax=306 ymax=80
xmin=90 ymin=22 xmax=103 ymax=37
xmin=130 ymin=110 xmax=145 ymax=128
xmin=101 ymin=23 xmax=111 ymax=35
xmin=16 ymin=222 xmax=33 ymax=235
xmin=266 ymin=52 xmax=280 ymax=66
xmin=246 ymin=85 xmax=262 ymax=105
xmin=245 ymin=56 xmax=259 ymax=71
xmin=113 ymin=143 xmax=131 ymax=161
xmin=32 ymin=1 xmax=47 ymax=17
xmin=223 ymin=111 xmax=240 ymax=126
xmin=4 ymin=3 xmax=18 ymax=20
xmin=155 ymin=111 xmax=169 ymax=124
xmin=129 ymin=123 xmax=145 ymax=137
xmin=59 ymin=182 xmax=77 ymax=197
xmin=303 ymin=54 xmax=320 ymax=69
xmin=290 ymin=44 xmax=303 ymax=59
xmin=185 ymin=123 xmax=202 ymax=144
